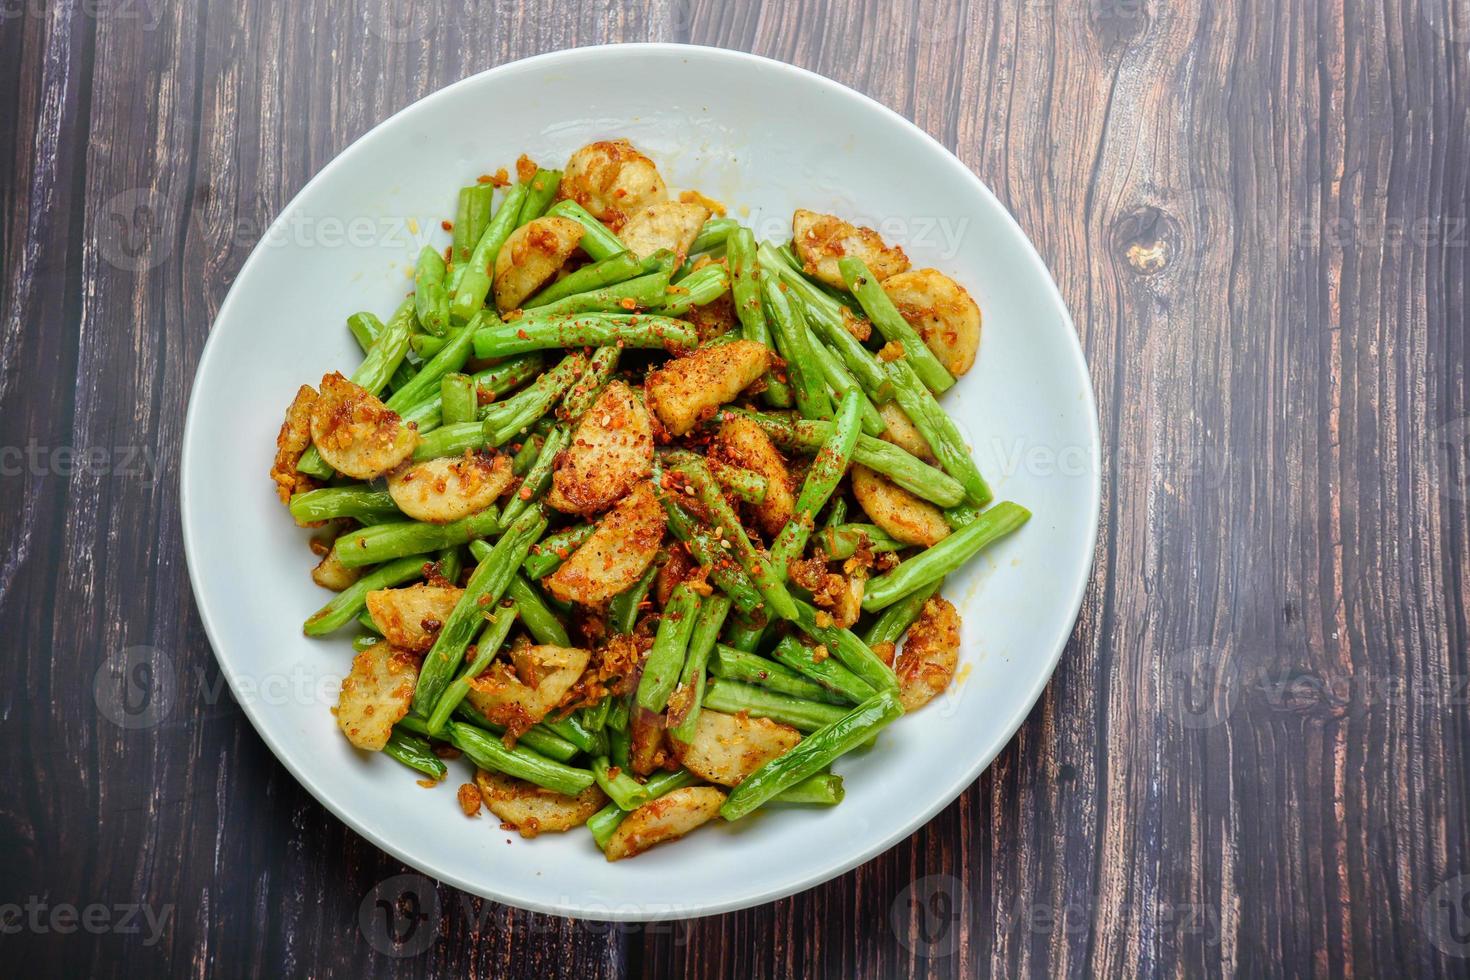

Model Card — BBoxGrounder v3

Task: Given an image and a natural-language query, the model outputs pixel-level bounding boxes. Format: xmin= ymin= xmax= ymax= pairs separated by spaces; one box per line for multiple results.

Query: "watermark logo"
xmin=891 ymin=874 xmax=964 ymax=958
xmin=1161 ymin=644 xmax=1240 ymax=730
xmin=97 ymin=188 xmax=175 ymax=273
xmin=1424 ymin=874 xmax=1470 ymax=957
xmin=94 ymin=645 xmax=177 ymax=730
xmin=365 ymin=0 xmax=437 ymax=43
xmin=359 ymin=874 xmax=441 ymax=958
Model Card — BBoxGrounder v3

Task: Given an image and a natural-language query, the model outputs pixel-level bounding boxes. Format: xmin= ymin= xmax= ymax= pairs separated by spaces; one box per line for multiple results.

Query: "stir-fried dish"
xmin=273 ymin=139 xmax=1030 ymax=859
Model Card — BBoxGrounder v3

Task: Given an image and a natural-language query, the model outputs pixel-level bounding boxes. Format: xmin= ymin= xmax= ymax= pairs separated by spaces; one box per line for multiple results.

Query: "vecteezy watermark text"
xmin=0 ymin=441 xmax=159 ymax=482
xmin=0 ymin=897 xmax=173 ymax=946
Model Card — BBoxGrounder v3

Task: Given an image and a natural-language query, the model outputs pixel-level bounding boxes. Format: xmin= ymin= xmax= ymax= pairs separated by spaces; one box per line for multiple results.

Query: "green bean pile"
xmin=274 ymin=139 xmax=1031 ymax=860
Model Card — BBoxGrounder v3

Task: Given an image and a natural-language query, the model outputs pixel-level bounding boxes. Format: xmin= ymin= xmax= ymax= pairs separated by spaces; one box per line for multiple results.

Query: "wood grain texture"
xmin=2 ymin=0 xmax=1467 ymax=976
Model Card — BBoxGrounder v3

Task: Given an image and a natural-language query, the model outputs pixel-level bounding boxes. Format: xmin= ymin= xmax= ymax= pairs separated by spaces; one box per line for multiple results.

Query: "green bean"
xmin=523 ymin=251 xmax=645 ymax=309
xmin=709 ymin=645 xmax=836 ymax=702
xmin=384 ymin=728 xmax=447 ymax=780
xmin=606 ymin=555 xmax=657 ymax=635
xmin=728 ymin=409 xmax=966 ymax=507
xmin=727 ymin=227 xmax=793 ymax=408
xmin=668 ymin=594 xmax=731 ymax=743
xmin=352 ymin=634 xmax=380 ymax=653
xmin=668 ymin=453 xmax=798 ymax=621
xmin=541 ymin=713 xmax=607 ymax=757
xmin=757 ymin=242 xmax=889 ymax=396
xmin=472 ymin=313 xmax=697 ymax=359
xmin=862 ymin=580 xmax=943 ymax=648
xmin=606 ymin=693 xmax=632 ymax=734
xmin=608 ymin=721 xmax=632 ymax=770
xmin=529 ymin=271 xmax=671 ymax=317
xmin=840 ymin=256 xmax=955 ymax=393
xmin=944 ymin=503 xmax=982 ymax=529
xmin=348 ymin=310 xmax=417 ymax=391
xmin=508 ymin=573 xmax=571 ymax=647
xmin=885 ymin=358 xmax=992 ymax=507
xmin=524 ymin=523 xmax=595 ymax=580
xmin=356 ymin=609 xmax=382 ymax=635
xmin=815 ymin=523 xmax=906 ymax=559
xmin=655 ymin=263 xmax=730 ymax=317
xmin=352 ymin=297 xmax=417 ymax=397
xmin=482 ymin=353 xmax=588 ymax=444
xmin=451 ymin=184 xmax=495 ymax=274
xmin=561 ymin=344 xmax=622 ymax=420
xmin=383 ymin=315 xmax=484 ymax=414
xmin=414 ymin=245 xmax=452 ymax=336
xmin=689 ymin=217 xmax=738 ymax=254
xmin=511 ymin=431 xmax=545 ymax=476
xmin=824 ymin=497 xmax=848 ymax=528
xmin=296 ymin=298 xmax=415 ymax=479
xmin=545 ymin=199 xmax=627 ymax=261
xmin=475 ymin=352 xmax=546 ymax=403
xmin=452 ymin=183 xmax=529 ymax=321
xmin=581 ymin=697 xmax=612 ymax=733
xmin=303 ymin=554 xmax=429 ymax=635
xmin=446 ymin=720 xmax=596 ymax=797
xmin=288 ymin=486 xmax=399 ymax=524
xmin=440 ymin=372 xmax=476 ymax=425
xmin=863 ymin=501 xmax=1031 ymax=610
xmin=424 ymin=603 xmax=519 ymax=735
xmin=708 ymin=459 xmax=768 ymax=504
xmin=515 ymin=168 xmax=563 ymax=227
xmin=435 ymin=545 xmax=463 ymax=585
xmin=500 ymin=426 xmax=568 ymax=526
xmin=653 ymin=463 xmax=763 ymax=614
xmin=636 ymin=584 xmax=701 ymax=712
xmin=444 ymin=704 xmax=581 ymax=764
xmin=702 ymin=678 xmax=849 ymax=732
xmin=770 ymin=772 xmax=845 ymax=806
xmin=771 ymin=635 xmax=875 ymax=705
xmin=335 ymin=507 xmax=501 ymax=569
xmin=720 ymin=612 xmax=768 ymax=654
xmin=410 ymin=334 xmax=447 ymax=359
xmin=412 ymin=506 xmax=547 ymax=716
xmin=770 ymin=388 xmax=861 ymax=577
xmin=409 ymin=420 xmax=487 ymax=461
xmin=591 ymin=758 xmax=657 ymax=811
xmin=791 ymin=597 xmax=897 ymax=695
xmin=762 ymin=277 xmax=833 ymax=420
xmin=588 ymin=770 xmax=697 ymax=848
xmin=721 ymin=690 xmax=904 ymax=820
xmin=809 ymin=335 xmax=885 ymax=435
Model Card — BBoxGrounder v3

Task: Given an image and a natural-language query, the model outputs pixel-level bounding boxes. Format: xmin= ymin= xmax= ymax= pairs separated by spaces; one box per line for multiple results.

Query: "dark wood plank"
xmin=3 ymin=0 xmax=1469 ymax=976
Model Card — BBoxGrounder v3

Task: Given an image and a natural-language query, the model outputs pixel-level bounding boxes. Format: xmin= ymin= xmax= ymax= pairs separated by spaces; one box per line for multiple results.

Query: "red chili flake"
xmin=441 ymin=220 xmax=454 ymax=232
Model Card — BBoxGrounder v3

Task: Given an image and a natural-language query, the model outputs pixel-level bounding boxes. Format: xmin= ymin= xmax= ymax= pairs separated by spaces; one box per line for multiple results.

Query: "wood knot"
xmin=1112 ymin=205 xmax=1179 ymax=276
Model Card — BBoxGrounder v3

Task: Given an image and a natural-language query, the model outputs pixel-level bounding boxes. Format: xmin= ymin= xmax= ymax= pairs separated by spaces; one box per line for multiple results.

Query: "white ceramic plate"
xmin=182 ymin=44 xmax=1100 ymax=921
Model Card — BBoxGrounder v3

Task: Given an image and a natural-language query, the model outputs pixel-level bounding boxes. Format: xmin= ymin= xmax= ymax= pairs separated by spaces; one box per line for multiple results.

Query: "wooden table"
xmin=5 ymin=1 xmax=1468 ymax=976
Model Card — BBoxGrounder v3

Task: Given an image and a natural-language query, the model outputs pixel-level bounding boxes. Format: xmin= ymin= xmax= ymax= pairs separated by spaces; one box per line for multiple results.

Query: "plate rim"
xmin=180 ymin=41 xmax=1102 ymax=921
